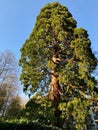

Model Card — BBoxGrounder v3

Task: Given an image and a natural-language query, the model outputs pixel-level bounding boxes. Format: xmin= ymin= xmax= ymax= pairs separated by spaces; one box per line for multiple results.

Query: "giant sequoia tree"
xmin=19 ymin=2 xmax=98 ymax=129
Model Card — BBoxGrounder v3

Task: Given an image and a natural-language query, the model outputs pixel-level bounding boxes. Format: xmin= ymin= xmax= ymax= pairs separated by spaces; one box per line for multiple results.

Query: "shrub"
xmin=0 ymin=120 xmax=61 ymax=130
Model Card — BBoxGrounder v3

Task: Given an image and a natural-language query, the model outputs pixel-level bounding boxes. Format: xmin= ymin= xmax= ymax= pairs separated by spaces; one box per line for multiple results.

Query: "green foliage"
xmin=58 ymin=98 xmax=91 ymax=130
xmin=19 ymin=2 xmax=77 ymax=95
xmin=21 ymin=94 xmax=55 ymax=125
xmin=19 ymin=2 xmax=98 ymax=129
xmin=0 ymin=119 xmax=61 ymax=130
xmin=19 ymin=2 xmax=97 ymax=96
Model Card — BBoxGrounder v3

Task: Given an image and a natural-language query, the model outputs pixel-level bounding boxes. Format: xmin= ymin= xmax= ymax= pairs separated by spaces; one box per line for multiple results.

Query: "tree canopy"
xmin=19 ymin=2 xmax=98 ymax=129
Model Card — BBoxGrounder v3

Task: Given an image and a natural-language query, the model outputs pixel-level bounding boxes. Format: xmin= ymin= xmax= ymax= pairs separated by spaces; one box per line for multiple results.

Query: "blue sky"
xmin=0 ymin=0 xmax=98 ymax=99
xmin=0 ymin=0 xmax=98 ymax=58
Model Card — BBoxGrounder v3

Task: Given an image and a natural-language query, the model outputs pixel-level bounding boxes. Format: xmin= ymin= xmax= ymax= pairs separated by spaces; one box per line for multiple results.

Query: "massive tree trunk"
xmin=50 ymin=55 xmax=61 ymax=126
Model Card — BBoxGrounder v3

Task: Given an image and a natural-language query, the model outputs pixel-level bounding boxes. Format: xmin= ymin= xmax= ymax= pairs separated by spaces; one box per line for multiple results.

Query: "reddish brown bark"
xmin=51 ymin=70 xmax=60 ymax=105
xmin=50 ymin=55 xmax=61 ymax=126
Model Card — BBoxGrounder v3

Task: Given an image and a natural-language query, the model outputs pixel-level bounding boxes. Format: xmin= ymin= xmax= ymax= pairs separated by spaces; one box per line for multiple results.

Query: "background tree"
xmin=0 ymin=51 xmax=20 ymax=118
xmin=5 ymin=95 xmax=22 ymax=119
xmin=19 ymin=2 xmax=98 ymax=129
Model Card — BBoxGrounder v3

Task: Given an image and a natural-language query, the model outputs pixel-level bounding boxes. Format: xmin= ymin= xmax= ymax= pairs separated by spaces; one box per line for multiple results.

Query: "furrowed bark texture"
xmin=50 ymin=55 xmax=61 ymax=126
